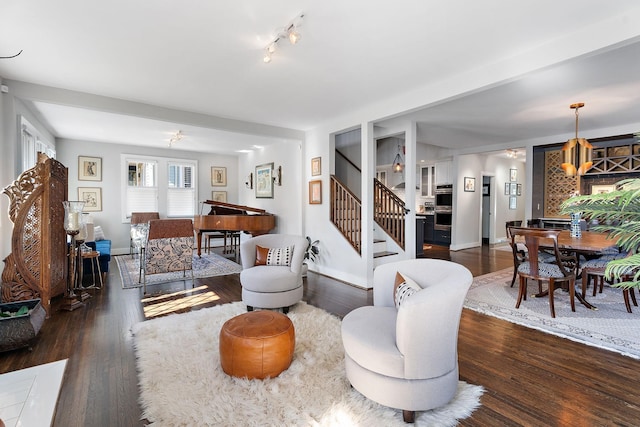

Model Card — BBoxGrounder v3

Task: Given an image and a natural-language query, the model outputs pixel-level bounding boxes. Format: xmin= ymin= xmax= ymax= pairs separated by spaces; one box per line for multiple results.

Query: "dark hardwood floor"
xmin=2 ymin=245 xmax=640 ymax=426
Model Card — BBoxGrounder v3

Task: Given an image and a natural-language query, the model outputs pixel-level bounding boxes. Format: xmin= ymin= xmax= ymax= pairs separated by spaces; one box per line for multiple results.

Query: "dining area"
xmin=506 ymin=220 xmax=636 ymax=318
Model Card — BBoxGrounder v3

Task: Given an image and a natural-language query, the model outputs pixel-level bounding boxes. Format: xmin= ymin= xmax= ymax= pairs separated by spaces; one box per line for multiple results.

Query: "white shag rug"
xmin=132 ymin=302 xmax=483 ymax=426
xmin=465 ymin=268 xmax=640 ymax=359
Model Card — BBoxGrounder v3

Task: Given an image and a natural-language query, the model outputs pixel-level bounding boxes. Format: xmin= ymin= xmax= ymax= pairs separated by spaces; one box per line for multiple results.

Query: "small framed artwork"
xmin=255 ymin=162 xmax=274 ymax=198
xmin=510 ymin=168 xmax=517 ymax=182
xmin=211 ymin=167 xmax=227 ymax=186
xmin=309 ymin=180 xmax=322 ymax=204
xmin=504 ymin=183 xmax=510 ymax=195
xmin=591 ymin=184 xmax=616 ymax=194
xmin=516 ymin=184 xmax=522 ymax=196
xmin=510 ymin=183 xmax=518 ymax=196
xmin=211 ymin=191 xmax=227 ymax=203
xmin=311 ymin=157 xmax=322 ymax=176
xmin=78 ymin=187 xmax=102 ymax=212
xmin=463 ymin=177 xmax=475 ymax=192
xmin=78 ymin=156 xmax=102 ymax=181
xmin=509 ymin=196 xmax=517 ymax=210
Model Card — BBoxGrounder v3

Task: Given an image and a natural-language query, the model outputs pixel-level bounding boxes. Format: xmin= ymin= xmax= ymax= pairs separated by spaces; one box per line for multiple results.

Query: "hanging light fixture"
xmin=392 ymin=143 xmax=404 ymax=173
xmin=561 ymin=103 xmax=593 ymax=176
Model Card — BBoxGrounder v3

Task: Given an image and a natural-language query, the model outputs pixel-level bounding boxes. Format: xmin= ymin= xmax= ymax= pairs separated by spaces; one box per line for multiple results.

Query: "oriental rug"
xmin=115 ymin=251 xmax=242 ymax=289
xmin=132 ymin=302 xmax=484 ymax=426
xmin=465 ymin=268 xmax=640 ymax=359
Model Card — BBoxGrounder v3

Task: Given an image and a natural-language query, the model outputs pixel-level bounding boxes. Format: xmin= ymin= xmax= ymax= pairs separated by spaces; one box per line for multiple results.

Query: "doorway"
xmin=481 ymin=175 xmax=494 ymax=245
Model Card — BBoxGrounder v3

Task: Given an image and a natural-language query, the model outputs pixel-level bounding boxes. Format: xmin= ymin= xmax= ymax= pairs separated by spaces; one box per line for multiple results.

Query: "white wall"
xmin=237 ymin=139 xmax=303 ymax=237
xmin=56 ymin=138 xmax=238 ymax=254
xmin=451 ymin=153 xmax=526 ymax=250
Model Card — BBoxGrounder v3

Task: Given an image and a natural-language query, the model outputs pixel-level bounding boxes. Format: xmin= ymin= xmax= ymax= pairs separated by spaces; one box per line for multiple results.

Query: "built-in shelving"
xmin=588 ymin=141 xmax=640 ymax=174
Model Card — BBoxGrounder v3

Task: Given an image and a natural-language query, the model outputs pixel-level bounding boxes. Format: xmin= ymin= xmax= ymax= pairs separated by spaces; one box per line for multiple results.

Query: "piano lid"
xmin=200 ymin=200 xmax=268 ymax=215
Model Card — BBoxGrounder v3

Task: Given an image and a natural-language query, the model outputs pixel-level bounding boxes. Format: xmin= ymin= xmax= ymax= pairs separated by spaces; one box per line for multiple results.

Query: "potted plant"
xmin=302 ymin=236 xmax=319 ymax=277
xmin=560 ymin=178 xmax=640 ymax=289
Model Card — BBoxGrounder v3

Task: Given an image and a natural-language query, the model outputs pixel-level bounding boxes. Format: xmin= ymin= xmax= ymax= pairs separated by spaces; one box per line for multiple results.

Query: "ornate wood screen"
xmin=2 ymin=153 xmax=68 ymax=316
xmin=544 ymin=150 xmax=578 ymax=217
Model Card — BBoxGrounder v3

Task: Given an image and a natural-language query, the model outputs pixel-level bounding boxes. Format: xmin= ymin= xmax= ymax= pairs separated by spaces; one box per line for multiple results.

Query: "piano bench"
xmin=205 ymin=231 xmax=240 ymax=254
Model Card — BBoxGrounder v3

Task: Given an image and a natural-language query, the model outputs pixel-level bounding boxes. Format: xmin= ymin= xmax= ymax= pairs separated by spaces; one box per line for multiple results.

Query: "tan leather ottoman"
xmin=219 ymin=310 xmax=295 ymax=379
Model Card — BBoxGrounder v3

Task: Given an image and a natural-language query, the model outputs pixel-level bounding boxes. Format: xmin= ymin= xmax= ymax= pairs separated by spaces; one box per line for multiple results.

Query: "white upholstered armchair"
xmin=341 ymin=259 xmax=473 ymax=423
xmin=239 ymin=234 xmax=307 ymax=313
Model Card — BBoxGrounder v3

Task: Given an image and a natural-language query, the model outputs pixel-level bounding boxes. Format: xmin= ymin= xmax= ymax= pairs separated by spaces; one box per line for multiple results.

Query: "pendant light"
xmin=392 ymin=144 xmax=404 ymax=173
xmin=561 ymin=103 xmax=593 ymax=176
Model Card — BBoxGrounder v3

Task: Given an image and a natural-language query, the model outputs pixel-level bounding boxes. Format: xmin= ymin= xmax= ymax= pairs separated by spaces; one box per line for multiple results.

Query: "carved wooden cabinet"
xmin=2 ymin=153 xmax=68 ymax=316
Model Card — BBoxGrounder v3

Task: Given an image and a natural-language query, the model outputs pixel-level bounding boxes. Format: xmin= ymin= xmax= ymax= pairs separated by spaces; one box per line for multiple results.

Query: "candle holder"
xmin=61 ymin=201 xmax=85 ymax=311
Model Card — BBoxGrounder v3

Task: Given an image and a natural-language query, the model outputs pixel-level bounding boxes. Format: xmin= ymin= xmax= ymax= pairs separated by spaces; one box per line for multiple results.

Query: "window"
xmin=21 ymin=116 xmax=55 ymax=171
xmin=167 ymin=162 xmax=196 ymax=217
xmin=121 ymin=155 xmax=197 ymax=221
xmin=124 ymin=158 xmax=158 ymax=219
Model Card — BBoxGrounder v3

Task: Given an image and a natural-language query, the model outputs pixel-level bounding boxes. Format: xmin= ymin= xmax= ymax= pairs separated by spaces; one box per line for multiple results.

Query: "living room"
xmin=3 ymin=2 xmax=640 ymax=426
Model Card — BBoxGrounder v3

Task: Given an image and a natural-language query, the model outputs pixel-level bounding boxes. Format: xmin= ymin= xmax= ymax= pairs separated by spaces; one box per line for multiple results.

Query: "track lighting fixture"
xmin=168 ymin=130 xmax=183 ymax=147
xmin=262 ymin=13 xmax=304 ymax=63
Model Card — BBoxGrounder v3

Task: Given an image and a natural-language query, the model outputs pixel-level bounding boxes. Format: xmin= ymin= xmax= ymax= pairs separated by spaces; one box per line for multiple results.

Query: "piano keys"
xmin=193 ymin=200 xmax=276 ymax=256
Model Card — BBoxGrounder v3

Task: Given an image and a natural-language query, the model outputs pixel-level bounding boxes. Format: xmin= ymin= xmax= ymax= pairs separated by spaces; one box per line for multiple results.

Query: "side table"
xmin=81 ymin=250 xmax=103 ymax=289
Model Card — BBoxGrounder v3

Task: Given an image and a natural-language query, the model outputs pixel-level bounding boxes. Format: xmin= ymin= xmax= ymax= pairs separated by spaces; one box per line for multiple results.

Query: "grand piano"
xmin=193 ymin=200 xmax=276 ymax=256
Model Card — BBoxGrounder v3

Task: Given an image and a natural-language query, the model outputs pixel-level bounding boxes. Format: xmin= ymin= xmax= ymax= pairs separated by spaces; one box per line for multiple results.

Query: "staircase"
xmin=330 ymin=175 xmax=406 ymax=258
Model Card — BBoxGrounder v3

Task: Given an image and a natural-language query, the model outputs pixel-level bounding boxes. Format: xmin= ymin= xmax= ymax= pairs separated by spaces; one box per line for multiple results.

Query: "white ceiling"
xmin=2 ymin=1 xmax=640 ymax=154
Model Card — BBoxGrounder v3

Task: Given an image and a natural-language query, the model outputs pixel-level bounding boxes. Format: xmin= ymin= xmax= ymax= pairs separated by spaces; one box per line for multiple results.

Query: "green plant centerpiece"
xmin=560 ymin=178 xmax=640 ymax=289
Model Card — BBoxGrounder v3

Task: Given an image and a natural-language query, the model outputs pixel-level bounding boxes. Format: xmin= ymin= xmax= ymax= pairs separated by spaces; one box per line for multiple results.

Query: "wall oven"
xmin=435 ymin=184 xmax=453 ymax=230
xmin=435 ymin=184 xmax=453 ymax=209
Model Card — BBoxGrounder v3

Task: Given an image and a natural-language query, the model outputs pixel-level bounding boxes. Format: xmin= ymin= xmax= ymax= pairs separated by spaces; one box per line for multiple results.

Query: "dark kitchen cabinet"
xmin=416 ymin=217 xmax=425 ymax=256
xmin=424 ymin=215 xmax=434 ymax=244
xmin=434 ymin=228 xmax=451 ymax=246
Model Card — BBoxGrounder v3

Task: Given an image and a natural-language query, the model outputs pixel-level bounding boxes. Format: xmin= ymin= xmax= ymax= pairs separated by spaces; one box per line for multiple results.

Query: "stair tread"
xmin=373 ymin=251 xmax=398 ymax=258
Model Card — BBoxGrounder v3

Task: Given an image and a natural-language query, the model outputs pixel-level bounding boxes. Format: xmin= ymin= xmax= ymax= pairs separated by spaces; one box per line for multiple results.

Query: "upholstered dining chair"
xmin=581 ymin=250 xmax=637 ymax=313
xmin=141 ymin=218 xmax=194 ymax=294
xmin=511 ymin=227 xmax=577 ymax=318
xmin=130 ymin=212 xmax=160 ymax=258
xmin=341 ymin=259 xmax=473 ymax=423
xmin=239 ymin=234 xmax=307 ymax=313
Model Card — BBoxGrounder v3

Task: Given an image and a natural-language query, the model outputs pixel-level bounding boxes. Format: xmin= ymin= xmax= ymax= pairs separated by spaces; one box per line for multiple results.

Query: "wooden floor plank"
xmin=1 ymin=245 xmax=640 ymax=426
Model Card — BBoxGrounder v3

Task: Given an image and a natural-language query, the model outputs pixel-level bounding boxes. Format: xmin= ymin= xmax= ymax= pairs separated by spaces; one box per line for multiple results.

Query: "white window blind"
xmin=167 ymin=162 xmax=195 ymax=217
xmin=125 ymin=159 xmax=158 ymax=218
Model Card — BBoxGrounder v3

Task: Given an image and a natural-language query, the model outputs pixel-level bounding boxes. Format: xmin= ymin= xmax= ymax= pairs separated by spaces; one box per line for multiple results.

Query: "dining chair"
xmin=506 ymin=221 xmax=525 ymax=287
xmin=510 ymin=227 xmax=577 ymax=318
xmin=581 ymin=252 xmax=637 ymax=313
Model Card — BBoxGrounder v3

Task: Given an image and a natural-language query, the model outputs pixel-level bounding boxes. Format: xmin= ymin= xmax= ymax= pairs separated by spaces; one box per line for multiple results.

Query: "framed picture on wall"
xmin=509 ymin=196 xmax=517 ymax=210
xmin=309 ymin=180 xmax=322 ymax=204
xmin=510 ymin=168 xmax=517 ymax=182
xmin=504 ymin=183 xmax=510 ymax=195
xmin=311 ymin=157 xmax=321 ymax=176
xmin=211 ymin=167 xmax=227 ymax=186
xmin=463 ymin=177 xmax=475 ymax=192
xmin=211 ymin=191 xmax=227 ymax=202
xmin=255 ymin=162 xmax=274 ymax=198
xmin=516 ymin=184 xmax=522 ymax=196
xmin=78 ymin=187 xmax=102 ymax=212
xmin=78 ymin=156 xmax=102 ymax=181
xmin=510 ymin=183 xmax=518 ymax=196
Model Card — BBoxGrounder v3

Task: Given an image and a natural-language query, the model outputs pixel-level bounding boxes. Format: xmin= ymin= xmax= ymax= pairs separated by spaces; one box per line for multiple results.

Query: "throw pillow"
xmin=254 ymin=245 xmax=293 ymax=266
xmin=393 ymin=271 xmax=421 ymax=309
xmin=266 ymin=245 xmax=293 ymax=266
xmin=255 ymin=245 xmax=270 ymax=265
xmin=94 ymin=225 xmax=106 ymax=241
